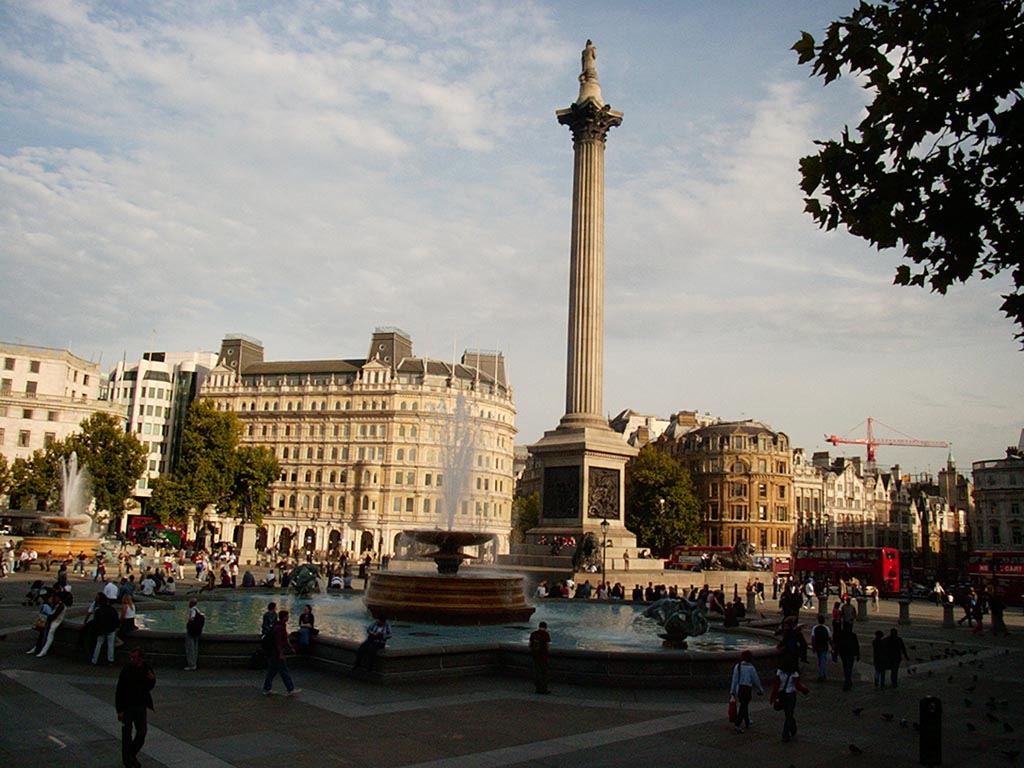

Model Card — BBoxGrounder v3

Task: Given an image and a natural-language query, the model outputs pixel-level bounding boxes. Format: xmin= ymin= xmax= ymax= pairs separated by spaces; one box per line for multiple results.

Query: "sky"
xmin=2 ymin=0 xmax=1022 ymax=477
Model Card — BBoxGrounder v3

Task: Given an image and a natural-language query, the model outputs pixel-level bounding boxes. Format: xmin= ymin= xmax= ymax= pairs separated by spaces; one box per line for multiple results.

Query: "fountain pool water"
xmin=134 ymin=592 xmax=774 ymax=653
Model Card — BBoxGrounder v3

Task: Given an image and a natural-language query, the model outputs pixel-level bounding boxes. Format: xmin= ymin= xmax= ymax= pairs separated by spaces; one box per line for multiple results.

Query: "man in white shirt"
xmin=140 ymin=576 xmax=156 ymax=596
xmin=102 ymin=579 xmax=119 ymax=602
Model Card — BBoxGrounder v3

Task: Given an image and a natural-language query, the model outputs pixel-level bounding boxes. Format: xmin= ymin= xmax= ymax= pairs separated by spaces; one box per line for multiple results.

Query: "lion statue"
xmin=705 ymin=540 xmax=757 ymax=571
xmin=572 ymin=532 xmax=600 ymax=572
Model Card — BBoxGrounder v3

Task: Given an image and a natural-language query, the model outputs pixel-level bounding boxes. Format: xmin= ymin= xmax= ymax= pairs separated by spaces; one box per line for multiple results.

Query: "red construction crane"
xmin=824 ymin=417 xmax=948 ymax=471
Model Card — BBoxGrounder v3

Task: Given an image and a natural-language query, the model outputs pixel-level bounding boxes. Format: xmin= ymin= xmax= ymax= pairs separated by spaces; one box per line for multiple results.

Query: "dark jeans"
xmin=841 ymin=655 xmax=855 ymax=690
xmin=353 ymin=639 xmax=385 ymax=671
xmin=532 ymin=655 xmax=549 ymax=693
xmin=736 ymin=684 xmax=753 ymax=727
xmin=263 ymin=654 xmax=294 ymax=692
xmin=121 ymin=705 xmax=147 ymax=767
xmin=781 ymin=692 xmax=798 ymax=741
xmin=889 ymin=663 xmax=902 ymax=687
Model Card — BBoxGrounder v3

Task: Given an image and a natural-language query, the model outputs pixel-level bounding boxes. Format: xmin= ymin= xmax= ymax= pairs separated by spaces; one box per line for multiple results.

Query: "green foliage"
xmin=0 ymin=453 xmax=10 ymax=500
xmin=152 ymin=400 xmax=278 ymax=526
xmin=795 ymin=0 xmax=1024 ymax=343
xmin=510 ymin=492 xmax=540 ymax=544
xmin=176 ymin=399 xmax=241 ymax=515
xmin=625 ymin=446 xmax=701 ymax=557
xmin=8 ymin=449 xmax=61 ymax=510
xmin=65 ymin=412 xmax=147 ymax=518
xmin=226 ymin=445 xmax=280 ymax=525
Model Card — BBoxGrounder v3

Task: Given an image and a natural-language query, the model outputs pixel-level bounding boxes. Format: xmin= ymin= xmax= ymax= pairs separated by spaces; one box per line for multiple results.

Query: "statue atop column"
xmin=576 ymin=39 xmax=604 ymax=106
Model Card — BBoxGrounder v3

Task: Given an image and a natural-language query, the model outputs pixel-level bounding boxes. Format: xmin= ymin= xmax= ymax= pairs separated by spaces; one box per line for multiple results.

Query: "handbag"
xmin=728 ymin=696 xmax=738 ymax=723
xmin=773 ymin=673 xmax=793 ymax=711
xmin=31 ymin=616 xmax=47 ymax=630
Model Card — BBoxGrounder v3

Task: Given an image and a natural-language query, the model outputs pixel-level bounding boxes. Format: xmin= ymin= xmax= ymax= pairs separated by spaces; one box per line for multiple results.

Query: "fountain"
xmin=364 ymin=394 xmax=535 ymax=625
xmin=18 ymin=451 xmax=103 ymax=559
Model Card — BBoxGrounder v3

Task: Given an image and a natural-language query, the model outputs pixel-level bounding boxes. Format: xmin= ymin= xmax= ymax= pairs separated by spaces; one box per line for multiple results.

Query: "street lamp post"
xmin=600 ymin=517 xmax=609 ymax=593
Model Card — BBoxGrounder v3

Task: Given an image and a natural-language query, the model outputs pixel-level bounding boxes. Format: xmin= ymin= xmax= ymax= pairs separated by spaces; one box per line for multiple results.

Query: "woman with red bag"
xmin=769 ymin=658 xmax=809 ymax=742
xmin=729 ymin=650 xmax=764 ymax=733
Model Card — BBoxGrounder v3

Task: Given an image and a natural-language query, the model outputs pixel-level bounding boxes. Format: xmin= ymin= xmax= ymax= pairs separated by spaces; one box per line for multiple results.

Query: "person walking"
xmin=184 ymin=598 xmax=203 ymax=671
xmin=769 ymin=659 xmax=809 ymax=743
xmin=835 ymin=626 xmax=861 ymax=692
xmin=116 ymin=647 xmax=156 ymax=768
xmin=353 ymin=615 xmax=393 ymax=673
xmin=810 ymin=615 xmax=833 ymax=681
xmin=35 ymin=591 xmax=66 ymax=657
xmin=872 ymin=630 xmax=888 ymax=688
xmin=883 ymin=627 xmax=910 ymax=687
xmin=91 ymin=594 xmax=120 ymax=665
xmin=729 ymin=649 xmax=764 ymax=733
xmin=529 ymin=621 xmax=552 ymax=694
xmin=262 ymin=609 xmax=298 ymax=695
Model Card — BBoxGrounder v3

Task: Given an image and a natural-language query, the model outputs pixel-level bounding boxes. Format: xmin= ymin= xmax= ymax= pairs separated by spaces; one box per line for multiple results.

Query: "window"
xmin=0 ymin=427 xmax=4 ymax=444
xmin=44 ymin=432 xmax=56 ymax=448
xmin=991 ymin=526 xmax=1001 ymax=545
xmin=29 ymin=360 xmax=40 ymax=373
xmin=731 ymin=482 xmax=747 ymax=498
xmin=47 ymin=411 xmax=58 ymax=422
xmin=778 ymin=486 xmax=786 ymax=499
xmin=3 ymin=357 xmax=13 ymax=370
xmin=758 ymin=483 xmax=767 ymax=498
xmin=18 ymin=430 xmax=31 ymax=447
xmin=0 ymin=379 xmax=11 ymax=394
xmin=23 ymin=408 xmax=33 ymax=419
xmin=775 ymin=506 xmax=788 ymax=522
xmin=758 ymin=505 xmax=768 ymax=520
xmin=25 ymin=381 xmax=37 ymax=395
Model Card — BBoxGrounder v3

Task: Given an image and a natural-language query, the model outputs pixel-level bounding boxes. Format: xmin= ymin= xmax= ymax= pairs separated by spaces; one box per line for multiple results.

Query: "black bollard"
xmin=919 ymin=696 xmax=942 ymax=766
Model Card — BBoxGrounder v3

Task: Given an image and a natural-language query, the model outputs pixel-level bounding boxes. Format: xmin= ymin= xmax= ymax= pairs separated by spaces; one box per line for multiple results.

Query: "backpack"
xmin=812 ymin=624 xmax=830 ymax=650
xmin=187 ymin=611 xmax=205 ymax=637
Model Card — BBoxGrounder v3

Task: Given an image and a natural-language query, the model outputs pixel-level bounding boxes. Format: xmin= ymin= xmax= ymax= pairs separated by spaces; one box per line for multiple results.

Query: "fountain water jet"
xmin=19 ymin=451 xmax=103 ymax=559
xmin=365 ymin=394 xmax=534 ymax=625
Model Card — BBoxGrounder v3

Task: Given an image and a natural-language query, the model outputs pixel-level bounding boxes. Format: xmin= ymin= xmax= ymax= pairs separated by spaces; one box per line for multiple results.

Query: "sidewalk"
xmin=2 ymin=570 xmax=1022 ymax=768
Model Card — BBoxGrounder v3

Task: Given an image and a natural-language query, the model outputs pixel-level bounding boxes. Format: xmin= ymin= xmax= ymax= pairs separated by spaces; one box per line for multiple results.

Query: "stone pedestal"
xmin=235 ymin=522 xmax=259 ymax=565
xmin=817 ymin=594 xmax=829 ymax=617
xmin=898 ymin=598 xmax=912 ymax=625
xmin=746 ymin=590 xmax=757 ymax=615
xmin=942 ymin=601 xmax=956 ymax=628
xmin=529 ymin=425 xmax=636 ymax=548
xmin=856 ymin=596 xmax=869 ymax=622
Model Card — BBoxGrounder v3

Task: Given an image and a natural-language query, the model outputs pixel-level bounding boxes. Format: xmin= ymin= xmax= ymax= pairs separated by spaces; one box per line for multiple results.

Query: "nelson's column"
xmin=529 ymin=41 xmax=638 ymax=554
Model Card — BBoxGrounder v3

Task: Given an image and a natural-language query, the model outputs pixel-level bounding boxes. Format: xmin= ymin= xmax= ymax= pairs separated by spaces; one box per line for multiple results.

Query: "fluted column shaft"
xmin=556 ymin=100 xmax=622 ymax=428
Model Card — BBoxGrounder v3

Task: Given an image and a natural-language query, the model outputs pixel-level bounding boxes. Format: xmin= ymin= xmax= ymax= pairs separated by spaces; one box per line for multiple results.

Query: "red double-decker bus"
xmin=793 ymin=547 xmax=901 ymax=595
xmin=967 ymin=551 xmax=1024 ymax=604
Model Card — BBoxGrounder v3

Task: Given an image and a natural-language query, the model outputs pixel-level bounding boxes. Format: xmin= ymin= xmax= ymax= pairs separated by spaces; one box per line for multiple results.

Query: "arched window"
xmin=361 ymin=495 xmax=369 ymax=511
xmin=305 ymin=471 xmax=312 ymax=483
xmin=288 ymin=494 xmax=297 ymax=509
xmin=282 ymin=447 xmax=289 ymax=459
xmin=315 ymin=470 xmax=322 ymax=483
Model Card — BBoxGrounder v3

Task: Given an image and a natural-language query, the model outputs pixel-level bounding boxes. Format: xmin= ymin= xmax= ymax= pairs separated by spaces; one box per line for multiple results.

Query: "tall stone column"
xmin=557 ymin=57 xmax=622 ymax=429
xmin=528 ymin=41 xmax=637 ymax=551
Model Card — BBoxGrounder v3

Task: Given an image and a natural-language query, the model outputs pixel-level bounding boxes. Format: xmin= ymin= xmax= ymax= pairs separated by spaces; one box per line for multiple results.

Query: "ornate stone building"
xmin=971 ymin=432 xmax=1024 ymax=551
xmin=199 ymin=329 xmax=516 ymax=560
xmin=656 ymin=421 xmax=794 ymax=554
xmin=1 ymin=341 xmax=122 ymax=465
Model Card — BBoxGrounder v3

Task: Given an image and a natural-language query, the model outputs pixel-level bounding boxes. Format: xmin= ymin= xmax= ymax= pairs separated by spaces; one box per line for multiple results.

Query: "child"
xmin=729 ymin=650 xmax=764 ymax=733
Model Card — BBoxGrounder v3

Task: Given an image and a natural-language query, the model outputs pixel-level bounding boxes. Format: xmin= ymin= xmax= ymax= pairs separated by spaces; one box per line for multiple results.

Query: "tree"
xmin=65 ymin=412 xmax=147 ymax=520
xmin=7 ymin=449 xmax=61 ymax=510
xmin=794 ymin=0 xmax=1024 ymax=342
xmin=510 ymin=493 xmax=540 ymax=544
xmin=146 ymin=474 xmax=190 ymax=525
xmin=225 ymin=445 xmax=280 ymax=525
xmin=625 ymin=446 xmax=701 ymax=557
xmin=0 ymin=453 xmax=10 ymax=502
xmin=175 ymin=399 xmax=241 ymax=516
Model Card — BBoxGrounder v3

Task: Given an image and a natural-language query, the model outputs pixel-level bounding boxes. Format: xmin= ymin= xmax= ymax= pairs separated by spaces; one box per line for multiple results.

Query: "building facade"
xmin=972 ymin=432 xmax=1024 ymax=551
xmin=200 ymin=329 xmax=517 ymax=560
xmin=0 ymin=342 xmax=122 ymax=465
xmin=656 ymin=421 xmax=794 ymax=554
xmin=107 ymin=351 xmax=219 ymax=500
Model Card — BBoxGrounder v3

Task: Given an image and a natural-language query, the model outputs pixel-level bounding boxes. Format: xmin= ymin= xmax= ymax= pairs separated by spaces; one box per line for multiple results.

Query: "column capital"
xmin=556 ymin=101 xmax=624 ymax=145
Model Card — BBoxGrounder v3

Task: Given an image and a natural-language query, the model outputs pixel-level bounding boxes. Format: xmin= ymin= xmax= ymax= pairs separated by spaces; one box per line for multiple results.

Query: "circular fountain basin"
xmin=365 ymin=571 xmax=535 ymax=625
xmin=17 ymin=536 xmax=101 ymax=558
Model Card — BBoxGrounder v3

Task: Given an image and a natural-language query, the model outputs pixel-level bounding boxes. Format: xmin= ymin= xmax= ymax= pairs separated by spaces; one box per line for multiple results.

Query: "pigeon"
xmin=966 ymin=722 xmax=977 ymax=732
xmin=986 ymin=713 xmax=1000 ymax=723
xmin=1004 ymin=723 xmax=1015 ymax=733
xmin=967 ymin=685 xmax=977 ymax=693
xmin=899 ymin=718 xmax=908 ymax=728
xmin=849 ymin=744 xmax=863 ymax=755
xmin=882 ymin=713 xmax=895 ymax=722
